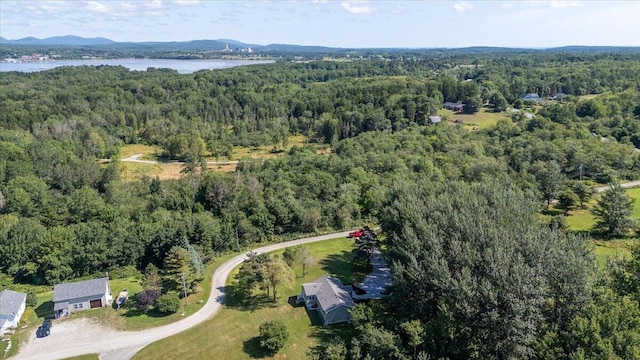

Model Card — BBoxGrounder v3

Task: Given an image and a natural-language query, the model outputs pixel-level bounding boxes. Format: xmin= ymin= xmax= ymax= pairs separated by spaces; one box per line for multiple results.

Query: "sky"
xmin=1 ymin=0 xmax=639 ymax=48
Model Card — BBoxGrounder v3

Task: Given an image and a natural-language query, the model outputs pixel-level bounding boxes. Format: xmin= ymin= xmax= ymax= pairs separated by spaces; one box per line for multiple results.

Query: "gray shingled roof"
xmin=429 ymin=116 xmax=442 ymax=123
xmin=0 ymin=289 xmax=27 ymax=319
xmin=53 ymin=277 xmax=109 ymax=302
xmin=303 ymin=276 xmax=354 ymax=313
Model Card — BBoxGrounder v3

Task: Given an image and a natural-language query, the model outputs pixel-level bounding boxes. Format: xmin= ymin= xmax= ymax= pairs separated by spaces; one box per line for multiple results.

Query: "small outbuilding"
xmin=428 ymin=116 xmax=442 ymax=124
xmin=53 ymin=277 xmax=112 ymax=318
xmin=301 ymin=276 xmax=354 ymax=325
xmin=0 ymin=289 xmax=27 ymax=334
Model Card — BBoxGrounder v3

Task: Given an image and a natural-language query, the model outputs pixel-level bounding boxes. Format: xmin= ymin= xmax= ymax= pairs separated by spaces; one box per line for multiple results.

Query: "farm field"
xmin=134 ymin=236 xmax=367 ymax=360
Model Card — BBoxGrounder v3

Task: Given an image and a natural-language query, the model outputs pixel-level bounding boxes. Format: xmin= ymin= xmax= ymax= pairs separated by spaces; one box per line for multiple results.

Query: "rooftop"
xmin=53 ymin=277 xmax=109 ymax=302
xmin=0 ymin=289 xmax=27 ymax=319
xmin=303 ymin=276 xmax=354 ymax=312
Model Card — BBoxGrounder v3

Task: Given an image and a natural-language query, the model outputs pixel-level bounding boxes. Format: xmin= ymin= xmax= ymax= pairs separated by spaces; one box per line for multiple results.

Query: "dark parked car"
xmin=37 ymin=319 xmax=52 ymax=338
xmin=36 ymin=326 xmax=50 ymax=338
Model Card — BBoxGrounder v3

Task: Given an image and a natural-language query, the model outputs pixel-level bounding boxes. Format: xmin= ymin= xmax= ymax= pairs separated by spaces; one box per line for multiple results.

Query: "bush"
xmin=136 ymin=289 xmax=161 ymax=313
xmin=156 ymin=292 xmax=181 ymax=314
xmin=26 ymin=292 xmax=38 ymax=307
xmin=259 ymin=320 xmax=289 ymax=354
xmin=19 ymin=307 xmax=35 ymax=327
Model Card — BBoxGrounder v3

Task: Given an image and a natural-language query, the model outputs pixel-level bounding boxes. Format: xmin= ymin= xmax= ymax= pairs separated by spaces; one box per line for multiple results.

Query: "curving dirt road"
xmin=121 ymin=154 xmax=239 ymax=166
xmin=14 ymin=231 xmax=353 ymax=360
xmin=595 ymin=181 xmax=640 ymax=192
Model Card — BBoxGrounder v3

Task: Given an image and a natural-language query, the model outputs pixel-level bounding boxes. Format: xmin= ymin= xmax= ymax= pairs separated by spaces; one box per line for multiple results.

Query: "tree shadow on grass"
xmin=35 ymin=301 xmax=54 ymax=319
xmin=319 ymin=250 xmax=369 ymax=284
xmin=123 ymin=307 xmax=169 ymax=318
xmin=307 ymin=320 xmax=356 ymax=356
xmin=242 ymin=336 xmax=271 ymax=359
xmin=224 ymin=284 xmax=280 ymax=312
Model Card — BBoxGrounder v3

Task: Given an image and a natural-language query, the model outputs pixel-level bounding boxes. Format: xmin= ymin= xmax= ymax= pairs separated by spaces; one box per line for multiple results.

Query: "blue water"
xmin=0 ymin=58 xmax=274 ymax=73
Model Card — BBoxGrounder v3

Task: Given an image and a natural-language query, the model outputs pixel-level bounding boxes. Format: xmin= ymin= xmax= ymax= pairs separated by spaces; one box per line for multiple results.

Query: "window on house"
xmin=73 ymin=304 xmax=78 ymax=309
xmin=78 ymin=303 xmax=84 ymax=309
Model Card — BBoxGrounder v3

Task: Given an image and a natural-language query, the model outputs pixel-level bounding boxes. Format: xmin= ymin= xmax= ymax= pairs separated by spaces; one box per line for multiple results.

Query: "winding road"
xmin=14 ymin=231 xmax=352 ymax=360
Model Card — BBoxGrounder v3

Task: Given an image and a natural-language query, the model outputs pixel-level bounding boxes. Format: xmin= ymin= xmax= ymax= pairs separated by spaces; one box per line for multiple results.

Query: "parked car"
xmin=348 ymin=229 xmax=364 ymax=238
xmin=36 ymin=325 xmax=50 ymax=338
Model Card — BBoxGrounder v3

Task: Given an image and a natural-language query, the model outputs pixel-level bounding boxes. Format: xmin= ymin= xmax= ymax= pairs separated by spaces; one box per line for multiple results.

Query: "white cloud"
xmin=145 ymin=0 xmax=163 ymax=9
xmin=548 ymin=1 xmax=583 ymax=8
xmin=85 ymin=1 xmax=110 ymax=14
xmin=174 ymin=0 xmax=200 ymax=5
xmin=453 ymin=1 xmax=473 ymax=12
xmin=341 ymin=1 xmax=373 ymax=14
xmin=121 ymin=2 xmax=137 ymax=11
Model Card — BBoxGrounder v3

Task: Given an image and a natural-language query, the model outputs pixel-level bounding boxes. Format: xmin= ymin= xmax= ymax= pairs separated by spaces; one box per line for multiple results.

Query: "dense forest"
xmin=1 ymin=51 xmax=640 ymax=358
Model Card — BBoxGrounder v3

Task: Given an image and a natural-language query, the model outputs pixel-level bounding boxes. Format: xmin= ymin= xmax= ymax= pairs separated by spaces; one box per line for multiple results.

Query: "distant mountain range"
xmin=1 ymin=35 xmax=638 ymax=53
xmin=0 ymin=35 xmax=309 ymax=51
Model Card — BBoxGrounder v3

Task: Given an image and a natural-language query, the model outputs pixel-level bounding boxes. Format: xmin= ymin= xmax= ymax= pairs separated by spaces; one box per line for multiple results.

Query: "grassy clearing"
xmin=227 ymin=134 xmax=309 ymax=161
xmin=591 ymin=240 xmax=634 ymax=267
xmin=560 ymin=186 xmax=639 ymax=267
xmin=134 ymin=237 xmax=365 ymax=360
xmin=119 ymin=144 xmax=162 ymax=160
xmin=120 ymin=162 xmax=163 ymax=181
xmin=438 ymin=108 xmax=509 ymax=130
xmin=565 ymin=187 xmax=640 ymax=232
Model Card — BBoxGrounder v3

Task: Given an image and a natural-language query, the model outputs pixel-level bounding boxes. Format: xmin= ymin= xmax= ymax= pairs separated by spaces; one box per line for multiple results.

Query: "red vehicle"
xmin=348 ymin=229 xmax=364 ymax=238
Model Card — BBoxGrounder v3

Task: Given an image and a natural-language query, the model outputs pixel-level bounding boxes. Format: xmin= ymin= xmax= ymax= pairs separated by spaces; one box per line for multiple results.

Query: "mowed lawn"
xmin=438 ymin=108 xmax=510 ymax=130
xmin=134 ymin=237 xmax=366 ymax=360
xmin=566 ymin=187 xmax=640 ymax=231
xmin=562 ymin=186 xmax=640 ymax=266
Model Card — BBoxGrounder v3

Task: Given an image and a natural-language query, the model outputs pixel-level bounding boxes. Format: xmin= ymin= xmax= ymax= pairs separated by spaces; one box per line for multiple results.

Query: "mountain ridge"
xmin=2 ymin=35 xmax=639 ymax=52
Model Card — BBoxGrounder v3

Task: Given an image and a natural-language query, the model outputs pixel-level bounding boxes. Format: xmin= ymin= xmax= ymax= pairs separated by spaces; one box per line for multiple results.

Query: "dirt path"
xmin=595 ymin=180 xmax=640 ymax=192
xmin=120 ymin=154 xmax=239 ymax=166
xmin=14 ymin=231 xmax=352 ymax=360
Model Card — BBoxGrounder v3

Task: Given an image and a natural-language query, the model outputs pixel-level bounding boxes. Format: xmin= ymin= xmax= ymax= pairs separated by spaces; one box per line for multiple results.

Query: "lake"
xmin=0 ymin=58 xmax=275 ymax=73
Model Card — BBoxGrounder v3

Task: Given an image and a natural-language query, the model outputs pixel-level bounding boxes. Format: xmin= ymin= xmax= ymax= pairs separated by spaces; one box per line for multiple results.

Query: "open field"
xmin=117 ymin=135 xmax=312 ymax=181
xmin=438 ymin=108 xmax=510 ymax=130
xmin=134 ymin=236 xmax=365 ymax=360
xmin=119 ymin=144 xmax=162 ymax=161
xmin=228 ymin=134 xmax=309 ymax=160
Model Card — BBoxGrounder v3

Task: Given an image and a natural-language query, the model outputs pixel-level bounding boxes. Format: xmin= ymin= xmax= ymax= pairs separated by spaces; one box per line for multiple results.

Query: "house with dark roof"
xmin=0 ymin=289 xmax=27 ymax=334
xmin=521 ymin=93 xmax=542 ymax=102
xmin=443 ymin=102 xmax=465 ymax=112
xmin=301 ymin=276 xmax=354 ymax=325
xmin=53 ymin=277 xmax=112 ymax=318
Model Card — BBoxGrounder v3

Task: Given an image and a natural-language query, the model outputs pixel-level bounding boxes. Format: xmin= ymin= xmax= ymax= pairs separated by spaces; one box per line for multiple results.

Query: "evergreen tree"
xmin=591 ymin=183 xmax=635 ymax=237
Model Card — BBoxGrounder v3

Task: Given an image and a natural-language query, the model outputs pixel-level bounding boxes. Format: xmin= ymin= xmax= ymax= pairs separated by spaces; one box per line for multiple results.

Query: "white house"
xmin=0 ymin=289 xmax=27 ymax=334
xmin=53 ymin=277 xmax=112 ymax=318
xmin=301 ymin=276 xmax=354 ymax=325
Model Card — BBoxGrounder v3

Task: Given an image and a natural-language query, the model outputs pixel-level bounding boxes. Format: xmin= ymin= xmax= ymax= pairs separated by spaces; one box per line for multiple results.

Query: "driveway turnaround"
xmin=357 ymin=248 xmax=393 ymax=299
xmin=14 ymin=231 xmax=353 ymax=360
